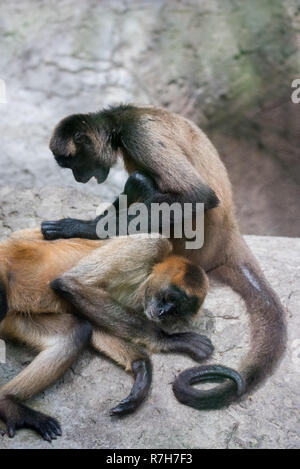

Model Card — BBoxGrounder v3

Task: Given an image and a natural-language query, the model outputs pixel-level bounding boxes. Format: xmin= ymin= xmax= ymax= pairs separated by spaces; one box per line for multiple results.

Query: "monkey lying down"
xmin=0 ymin=228 xmax=243 ymax=441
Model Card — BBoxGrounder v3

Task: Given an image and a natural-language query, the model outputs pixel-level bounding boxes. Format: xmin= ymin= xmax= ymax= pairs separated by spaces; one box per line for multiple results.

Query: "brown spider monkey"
xmin=0 ymin=229 xmax=221 ymax=441
xmin=42 ymin=104 xmax=286 ymax=410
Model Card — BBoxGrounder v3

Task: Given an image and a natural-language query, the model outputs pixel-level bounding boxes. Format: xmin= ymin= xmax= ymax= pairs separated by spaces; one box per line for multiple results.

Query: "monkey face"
xmin=145 ymin=285 xmax=199 ymax=322
xmin=49 ymin=114 xmax=110 ymax=184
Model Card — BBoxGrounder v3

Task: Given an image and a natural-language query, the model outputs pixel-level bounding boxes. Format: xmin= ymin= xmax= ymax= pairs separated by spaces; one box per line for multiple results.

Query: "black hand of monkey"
xmin=42 ymin=218 xmax=98 ymax=240
xmin=123 ymin=171 xmax=158 ymax=205
xmin=164 ymin=331 xmax=214 ymax=362
xmin=0 ymin=397 xmax=62 ymax=442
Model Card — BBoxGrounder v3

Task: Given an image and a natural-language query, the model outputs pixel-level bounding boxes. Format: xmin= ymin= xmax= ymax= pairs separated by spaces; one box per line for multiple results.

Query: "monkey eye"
xmin=74 ymin=132 xmax=90 ymax=145
xmin=74 ymin=132 xmax=83 ymax=144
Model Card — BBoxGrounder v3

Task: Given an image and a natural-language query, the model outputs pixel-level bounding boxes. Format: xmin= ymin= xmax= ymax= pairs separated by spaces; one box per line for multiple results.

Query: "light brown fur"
xmin=0 ymin=228 xmax=210 ymax=438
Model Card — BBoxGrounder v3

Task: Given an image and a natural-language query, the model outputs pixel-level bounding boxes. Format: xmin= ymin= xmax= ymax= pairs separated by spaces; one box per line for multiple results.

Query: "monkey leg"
xmin=91 ymin=330 xmax=152 ymax=417
xmin=50 ymin=277 xmax=214 ymax=363
xmin=0 ymin=315 xmax=92 ymax=441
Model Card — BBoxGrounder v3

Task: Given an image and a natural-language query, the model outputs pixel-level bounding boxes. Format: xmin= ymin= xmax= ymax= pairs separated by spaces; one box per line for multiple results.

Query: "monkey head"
xmin=49 ymin=114 xmax=118 ymax=184
xmin=144 ymin=256 xmax=208 ymax=322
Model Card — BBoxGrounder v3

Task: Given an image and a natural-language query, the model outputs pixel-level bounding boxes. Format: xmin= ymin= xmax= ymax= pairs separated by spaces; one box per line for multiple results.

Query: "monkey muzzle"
xmin=145 ymin=299 xmax=178 ymax=322
xmin=72 ymin=166 xmax=109 ymax=184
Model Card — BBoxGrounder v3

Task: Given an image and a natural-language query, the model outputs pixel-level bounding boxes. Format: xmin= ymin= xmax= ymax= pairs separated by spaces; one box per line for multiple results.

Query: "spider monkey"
xmin=0 ymin=228 xmax=220 ymax=441
xmin=42 ymin=104 xmax=286 ymax=410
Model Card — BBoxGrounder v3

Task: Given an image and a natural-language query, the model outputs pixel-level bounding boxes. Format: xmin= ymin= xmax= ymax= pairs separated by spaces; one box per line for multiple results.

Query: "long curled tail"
xmin=173 ymin=240 xmax=287 ymax=409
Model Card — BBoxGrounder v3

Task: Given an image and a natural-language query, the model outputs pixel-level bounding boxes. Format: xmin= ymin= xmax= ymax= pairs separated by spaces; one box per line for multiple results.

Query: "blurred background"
xmin=0 ymin=0 xmax=299 ymax=236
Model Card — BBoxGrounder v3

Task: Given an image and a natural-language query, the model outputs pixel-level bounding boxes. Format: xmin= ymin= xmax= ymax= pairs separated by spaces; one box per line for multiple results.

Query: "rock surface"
xmin=0 ymin=0 xmax=299 ymax=236
xmin=0 ymin=187 xmax=299 ymax=449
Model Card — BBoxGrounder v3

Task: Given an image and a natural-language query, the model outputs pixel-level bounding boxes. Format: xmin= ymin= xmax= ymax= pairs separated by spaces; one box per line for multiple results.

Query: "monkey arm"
xmin=41 ymin=189 xmax=122 ymax=240
xmin=41 ymin=171 xmax=218 ymax=240
xmin=99 ymin=171 xmax=217 ymax=237
xmin=122 ymin=170 xmax=219 ymax=210
xmin=50 ymin=276 xmax=214 ymax=363
xmin=40 ymin=172 xmax=142 ymax=240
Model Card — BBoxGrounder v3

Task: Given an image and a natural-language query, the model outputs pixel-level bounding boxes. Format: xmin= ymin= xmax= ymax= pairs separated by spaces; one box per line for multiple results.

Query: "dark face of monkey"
xmin=145 ymin=285 xmax=199 ymax=322
xmin=49 ymin=114 xmax=110 ymax=184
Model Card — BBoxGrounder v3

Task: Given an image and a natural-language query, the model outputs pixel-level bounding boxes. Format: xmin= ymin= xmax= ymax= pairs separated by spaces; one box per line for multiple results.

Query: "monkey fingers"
xmin=0 ymin=396 xmax=62 ymax=442
xmin=110 ymin=358 xmax=152 ymax=417
xmin=160 ymin=331 xmax=214 ymax=362
xmin=42 ymin=218 xmax=97 ymax=240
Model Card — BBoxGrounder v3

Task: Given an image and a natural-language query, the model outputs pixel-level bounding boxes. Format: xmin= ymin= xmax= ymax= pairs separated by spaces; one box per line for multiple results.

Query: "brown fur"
xmin=0 ymin=228 xmax=209 ymax=437
xmin=151 ymin=255 xmax=208 ymax=300
xmin=48 ymin=104 xmax=287 ymax=406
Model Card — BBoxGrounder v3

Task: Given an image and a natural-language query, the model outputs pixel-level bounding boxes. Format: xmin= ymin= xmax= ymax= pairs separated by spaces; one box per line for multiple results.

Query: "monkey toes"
xmin=109 ymin=397 xmax=139 ymax=417
xmin=0 ymin=397 xmax=62 ymax=442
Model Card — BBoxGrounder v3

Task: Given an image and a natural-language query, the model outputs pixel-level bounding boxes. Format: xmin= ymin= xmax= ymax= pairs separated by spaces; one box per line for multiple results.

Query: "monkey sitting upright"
xmin=0 ymin=228 xmax=219 ymax=441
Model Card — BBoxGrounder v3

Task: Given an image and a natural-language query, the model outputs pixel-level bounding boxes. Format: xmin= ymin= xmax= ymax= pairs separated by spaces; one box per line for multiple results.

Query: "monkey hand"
xmin=124 ymin=170 xmax=158 ymax=204
xmin=166 ymin=331 xmax=214 ymax=362
xmin=0 ymin=396 xmax=62 ymax=442
xmin=42 ymin=218 xmax=97 ymax=240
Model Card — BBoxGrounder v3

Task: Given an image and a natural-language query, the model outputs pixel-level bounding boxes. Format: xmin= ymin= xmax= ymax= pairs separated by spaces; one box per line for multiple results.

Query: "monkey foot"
xmin=0 ymin=397 xmax=62 ymax=442
xmin=110 ymin=359 xmax=152 ymax=418
xmin=109 ymin=397 xmax=139 ymax=417
xmin=167 ymin=331 xmax=214 ymax=362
